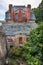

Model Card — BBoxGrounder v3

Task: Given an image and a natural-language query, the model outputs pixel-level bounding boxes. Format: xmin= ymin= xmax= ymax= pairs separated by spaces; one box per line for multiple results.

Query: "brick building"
xmin=2 ymin=4 xmax=36 ymax=49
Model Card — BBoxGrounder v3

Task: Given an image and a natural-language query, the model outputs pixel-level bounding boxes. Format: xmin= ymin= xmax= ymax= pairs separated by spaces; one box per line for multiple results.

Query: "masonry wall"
xmin=6 ymin=34 xmax=29 ymax=49
xmin=0 ymin=32 xmax=6 ymax=58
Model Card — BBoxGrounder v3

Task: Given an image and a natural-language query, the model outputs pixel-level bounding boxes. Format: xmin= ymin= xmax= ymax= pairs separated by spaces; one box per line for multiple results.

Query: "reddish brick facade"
xmin=7 ymin=4 xmax=31 ymax=22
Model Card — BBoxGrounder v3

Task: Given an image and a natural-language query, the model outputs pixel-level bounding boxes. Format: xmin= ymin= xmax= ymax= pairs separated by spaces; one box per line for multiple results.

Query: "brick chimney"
xmin=26 ymin=4 xmax=31 ymax=22
xmin=9 ymin=4 xmax=14 ymax=21
xmin=27 ymin=4 xmax=31 ymax=9
xmin=9 ymin=4 xmax=13 ymax=12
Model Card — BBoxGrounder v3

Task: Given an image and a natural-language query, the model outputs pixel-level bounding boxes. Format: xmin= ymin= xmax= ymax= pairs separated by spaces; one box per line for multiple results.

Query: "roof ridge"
xmin=14 ymin=5 xmax=26 ymax=7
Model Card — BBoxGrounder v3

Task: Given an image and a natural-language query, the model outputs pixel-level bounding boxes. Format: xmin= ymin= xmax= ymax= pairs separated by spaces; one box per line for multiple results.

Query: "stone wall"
xmin=6 ymin=34 xmax=28 ymax=49
xmin=0 ymin=31 xmax=6 ymax=58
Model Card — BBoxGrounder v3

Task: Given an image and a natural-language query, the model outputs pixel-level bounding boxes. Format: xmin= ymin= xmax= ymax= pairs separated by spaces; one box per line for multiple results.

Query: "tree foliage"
xmin=33 ymin=0 xmax=43 ymax=23
xmin=22 ymin=22 xmax=43 ymax=65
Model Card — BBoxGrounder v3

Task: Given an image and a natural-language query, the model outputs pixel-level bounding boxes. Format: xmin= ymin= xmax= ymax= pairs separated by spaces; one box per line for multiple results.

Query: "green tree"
xmin=33 ymin=8 xmax=41 ymax=22
xmin=33 ymin=0 xmax=43 ymax=23
xmin=39 ymin=0 xmax=43 ymax=21
xmin=22 ymin=22 xmax=43 ymax=65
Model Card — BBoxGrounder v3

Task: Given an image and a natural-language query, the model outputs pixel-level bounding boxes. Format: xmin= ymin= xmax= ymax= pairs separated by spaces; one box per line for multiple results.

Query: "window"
xmin=19 ymin=37 xmax=23 ymax=44
xmin=7 ymin=38 xmax=13 ymax=42
xmin=26 ymin=37 xmax=28 ymax=42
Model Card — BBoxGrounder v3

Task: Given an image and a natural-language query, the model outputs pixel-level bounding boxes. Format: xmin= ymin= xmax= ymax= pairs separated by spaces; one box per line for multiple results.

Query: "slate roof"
xmin=14 ymin=5 xmax=26 ymax=8
xmin=2 ymin=23 xmax=37 ymax=36
xmin=5 ymin=12 xmax=11 ymax=20
xmin=13 ymin=5 xmax=26 ymax=11
xmin=30 ymin=11 xmax=36 ymax=20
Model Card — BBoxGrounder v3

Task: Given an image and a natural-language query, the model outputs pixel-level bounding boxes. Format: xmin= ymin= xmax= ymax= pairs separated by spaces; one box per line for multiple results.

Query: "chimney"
xmin=9 ymin=4 xmax=13 ymax=12
xmin=26 ymin=4 xmax=31 ymax=22
xmin=27 ymin=4 xmax=31 ymax=9
xmin=9 ymin=4 xmax=14 ymax=21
